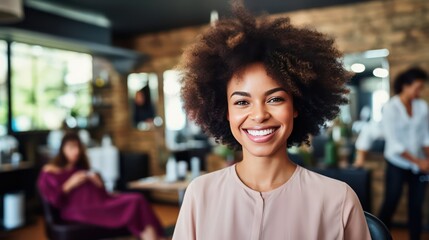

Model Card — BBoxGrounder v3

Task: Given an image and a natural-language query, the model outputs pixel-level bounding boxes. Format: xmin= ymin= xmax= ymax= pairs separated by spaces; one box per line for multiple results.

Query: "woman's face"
xmin=135 ymin=91 xmax=146 ymax=105
xmin=63 ymin=141 xmax=80 ymax=165
xmin=227 ymin=63 xmax=297 ymax=158
xmin=403 ymin=79 xmax=425 ymax=100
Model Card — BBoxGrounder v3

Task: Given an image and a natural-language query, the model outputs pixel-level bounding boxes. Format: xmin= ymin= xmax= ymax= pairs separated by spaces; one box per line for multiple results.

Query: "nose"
xmin=249 ymin=104 xmax=270 ymax=123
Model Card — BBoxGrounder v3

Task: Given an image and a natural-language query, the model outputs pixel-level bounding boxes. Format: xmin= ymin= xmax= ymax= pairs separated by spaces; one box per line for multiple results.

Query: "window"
xmin=0 ymin=41 xmax=7 ymax=135
xmin=11 ymin=42 xmax=92 ymax=131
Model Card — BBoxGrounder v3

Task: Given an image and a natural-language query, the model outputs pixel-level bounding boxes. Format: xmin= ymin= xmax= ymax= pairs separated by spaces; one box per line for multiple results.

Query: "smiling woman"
xmin=227 ymin=63 xmax=297 ymax=159
xmin=173 ymin=2 xmax=370 ymax=240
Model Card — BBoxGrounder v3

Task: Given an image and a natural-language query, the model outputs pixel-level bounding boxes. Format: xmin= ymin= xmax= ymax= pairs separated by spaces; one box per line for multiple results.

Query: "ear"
xmin=226 ymin=111 xmax=229 ymax=121
xmin=293 ymin=110 xmax=298 ymax=118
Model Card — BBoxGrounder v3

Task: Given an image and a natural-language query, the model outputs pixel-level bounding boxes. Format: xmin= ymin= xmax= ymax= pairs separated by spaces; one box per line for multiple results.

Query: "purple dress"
xmin=37 ymin=168 xmax=164 ymax=237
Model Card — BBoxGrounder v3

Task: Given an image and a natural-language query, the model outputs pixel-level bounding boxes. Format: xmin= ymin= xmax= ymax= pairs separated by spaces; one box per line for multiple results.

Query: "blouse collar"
xmin=230 ymin=163 xmax=300 ymax=199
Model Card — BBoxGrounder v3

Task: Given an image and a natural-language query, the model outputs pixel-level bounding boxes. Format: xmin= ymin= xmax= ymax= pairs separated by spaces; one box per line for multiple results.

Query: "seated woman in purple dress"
xmin=38 ymin=132 xmax=165 ymax=240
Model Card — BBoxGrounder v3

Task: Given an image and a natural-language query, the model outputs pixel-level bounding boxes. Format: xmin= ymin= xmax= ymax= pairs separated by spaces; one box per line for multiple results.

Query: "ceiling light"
xmin=351 ymin=63 xmax=365 ymax=73
xmin=363 ymin=49 xmax=390 ymax=58
xmin=373 ymin=68 xmax=389 ymax=78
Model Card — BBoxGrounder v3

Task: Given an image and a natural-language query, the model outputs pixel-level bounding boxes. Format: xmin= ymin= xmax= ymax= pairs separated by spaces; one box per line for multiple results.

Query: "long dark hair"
xmin=51 ymin=131 xmax=90 ymax=170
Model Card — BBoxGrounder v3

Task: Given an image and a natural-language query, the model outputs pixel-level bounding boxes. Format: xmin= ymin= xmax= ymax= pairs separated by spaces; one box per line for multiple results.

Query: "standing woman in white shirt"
xmin=379 ymin=67 xmax=429 ymax=240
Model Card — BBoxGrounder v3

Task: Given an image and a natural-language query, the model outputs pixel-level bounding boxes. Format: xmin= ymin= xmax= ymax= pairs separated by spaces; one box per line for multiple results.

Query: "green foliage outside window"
xmin=11 ymin=42 xmax=92 ymax=131
xmin=0 ymin=41 xmax=7 ymax=135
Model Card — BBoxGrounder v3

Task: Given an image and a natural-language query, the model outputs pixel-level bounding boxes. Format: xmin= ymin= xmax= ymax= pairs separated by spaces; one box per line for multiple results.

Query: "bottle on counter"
xmin=191 ymin=157 xmax=201 ymax=179
xmin=324 ymin=132 xmax=338 ymax=168
xmin=177 ymin=161 xmax=188 ymax=181
xmin=165 ymin=156 xmax=178 ymax=182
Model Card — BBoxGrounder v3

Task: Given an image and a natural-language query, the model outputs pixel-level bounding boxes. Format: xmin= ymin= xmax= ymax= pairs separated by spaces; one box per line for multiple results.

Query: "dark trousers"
xmin=378 ymin=161 xmax=427 ymax=240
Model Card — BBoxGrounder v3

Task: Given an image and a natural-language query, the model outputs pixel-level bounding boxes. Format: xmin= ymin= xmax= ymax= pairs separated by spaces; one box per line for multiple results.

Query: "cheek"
xmin=228 ymin=108 xmax=244 ymax=129
xmin=227 ymin=108 xmax=247 ymax=140
xmin=415 ymin=88 xmax=423 ymax=96
xmin=275 ymin=107 xmax=295 ymax=123
xmin=275 ymin=107 xmax=296 ymax=137
xmin=65 ymin=148 xmax=79 ymax=160
xmin=227 ymin=106 xmax=248 ymax=124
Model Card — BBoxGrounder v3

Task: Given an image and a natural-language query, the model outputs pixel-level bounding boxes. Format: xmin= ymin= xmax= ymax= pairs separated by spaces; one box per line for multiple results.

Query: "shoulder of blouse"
xmin=300 ymin=168 xmax=349 ymax=198
xmin=381 ymin=97 xmax=399 ymax=115
xmin=186 ymin=166 xmax=232 ymax=195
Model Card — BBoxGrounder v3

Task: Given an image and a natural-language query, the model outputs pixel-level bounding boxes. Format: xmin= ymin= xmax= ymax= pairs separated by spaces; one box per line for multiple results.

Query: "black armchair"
xmin=41 ymin=198 xmax=129 ymax=240
xmin=364 ymin=211 xmax=392 ymax=240
xmin=116 ymin=151 xmax=149 ymax=192
xmin=311 ymin=168 xmax=372 ymax=212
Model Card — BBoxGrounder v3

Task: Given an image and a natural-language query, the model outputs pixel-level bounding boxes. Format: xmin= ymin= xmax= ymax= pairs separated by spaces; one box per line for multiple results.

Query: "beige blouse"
xmin=173 ymin=165 xmax=371 ymax=240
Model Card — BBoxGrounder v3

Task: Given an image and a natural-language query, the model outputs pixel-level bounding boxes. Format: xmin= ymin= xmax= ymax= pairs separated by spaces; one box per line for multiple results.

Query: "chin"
xmin=244 ymin=146 xmax=280 ymax=158
xmin=249 ymin=152 xmax=275 ymax=158
xmin=68 ymin=160 xmax=79 ymax=165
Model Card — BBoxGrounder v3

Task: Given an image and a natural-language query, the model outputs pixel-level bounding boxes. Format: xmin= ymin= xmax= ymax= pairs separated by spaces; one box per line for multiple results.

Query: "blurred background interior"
xmin=0 ymin=0 xmax=428 ymax=239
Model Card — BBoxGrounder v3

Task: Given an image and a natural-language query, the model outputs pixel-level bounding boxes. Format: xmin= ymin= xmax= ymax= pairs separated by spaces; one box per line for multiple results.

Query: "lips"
xmin=246 ymin=128 xmax=276 ymax=136
xmin=243 ymin=127 xmax=279 ymax=143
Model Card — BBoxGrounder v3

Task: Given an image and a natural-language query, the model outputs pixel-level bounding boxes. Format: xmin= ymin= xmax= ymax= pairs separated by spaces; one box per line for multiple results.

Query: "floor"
xmin=1 ymin=203 xmax=179 ymax=240
xmin=2 ymin=203 xmax=429 ymax=240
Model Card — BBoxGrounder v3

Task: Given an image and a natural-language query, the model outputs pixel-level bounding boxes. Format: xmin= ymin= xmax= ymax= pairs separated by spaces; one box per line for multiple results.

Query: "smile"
xmin=243 ymin=127 xmax=279 ymax=143
xmin=246 ymin=128 xmax=276 ymax=136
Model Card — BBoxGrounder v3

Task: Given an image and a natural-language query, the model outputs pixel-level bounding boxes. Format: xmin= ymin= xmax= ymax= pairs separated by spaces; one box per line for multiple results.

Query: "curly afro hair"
xmin=179 ymin=3 xmax=350 ymax=149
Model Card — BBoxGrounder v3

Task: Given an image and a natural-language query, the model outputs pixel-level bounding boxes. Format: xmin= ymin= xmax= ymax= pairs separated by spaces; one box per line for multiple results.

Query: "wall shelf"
xmin=0 ymin=27 xmax=147 ymax=74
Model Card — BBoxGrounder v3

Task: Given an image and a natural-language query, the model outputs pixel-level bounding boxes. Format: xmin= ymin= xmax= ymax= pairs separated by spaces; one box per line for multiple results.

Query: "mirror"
xmin=127 ymin=72 xmax=160 ymax=130
xmin=163 ymin=70 xmax=210 ymax=151
xmin=307 ymin=49 xmax=391 ymax=165
xmin=342 ymin=49 xmax=390 ymax=133
xmin=163 ymin=70 xmax=187 ymax=150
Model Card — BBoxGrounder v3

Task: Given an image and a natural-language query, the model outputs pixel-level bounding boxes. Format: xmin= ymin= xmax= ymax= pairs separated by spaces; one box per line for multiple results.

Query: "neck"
xmin=399 ymin=93 xmax=412 ymax=106
xmin=236 ymin=149 xmax=296 ymax=192
xmin=65 ymin=163 xmax=75 ymax=170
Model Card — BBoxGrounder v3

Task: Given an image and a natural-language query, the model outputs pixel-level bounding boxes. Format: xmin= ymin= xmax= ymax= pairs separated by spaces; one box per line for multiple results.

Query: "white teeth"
xmin=247 ymin=128 xmax=276 ymax=136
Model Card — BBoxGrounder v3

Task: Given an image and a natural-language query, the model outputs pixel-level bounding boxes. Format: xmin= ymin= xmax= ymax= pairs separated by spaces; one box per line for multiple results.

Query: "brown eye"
xmin=268 ymin=97 xmax=285 ymax=103
xmin=234 ymin=100 xmax=249 ymax=106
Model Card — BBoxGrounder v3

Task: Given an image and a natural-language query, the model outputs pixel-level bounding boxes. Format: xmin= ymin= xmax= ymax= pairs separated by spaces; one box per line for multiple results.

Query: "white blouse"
xmin=355 ymin=120 xmax=383 ymax=151
xmin=382 ymin=95 xmax=429 ymax=171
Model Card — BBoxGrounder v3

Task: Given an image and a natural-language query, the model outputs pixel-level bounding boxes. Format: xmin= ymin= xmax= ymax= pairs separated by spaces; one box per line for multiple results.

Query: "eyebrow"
xmin=230 ymin=87 xmax=286 ymax=98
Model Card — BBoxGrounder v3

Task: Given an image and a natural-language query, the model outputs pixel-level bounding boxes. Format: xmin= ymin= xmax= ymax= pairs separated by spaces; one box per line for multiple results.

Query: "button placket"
xmin=250 ymin=192 xmax=265 ymax=240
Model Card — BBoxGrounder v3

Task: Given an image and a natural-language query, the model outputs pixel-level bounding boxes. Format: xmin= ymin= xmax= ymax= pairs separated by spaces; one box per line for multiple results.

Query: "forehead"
xmin=408 ymin=79 xmax=425 ymax=87
xmin=415 ymin=79 xmax=425 ymax=84
xmin=64 ymin=140 xmax=79 ymax=147
xmin=227 ymin=63 xmax=282 ymax=90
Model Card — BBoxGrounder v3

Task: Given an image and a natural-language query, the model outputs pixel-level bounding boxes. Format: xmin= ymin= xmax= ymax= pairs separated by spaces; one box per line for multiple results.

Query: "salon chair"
xmin=41 ymin=198 xmax=129 ymax=240
xmin=364 ymin=211 xmax=392 ymax=240
xmin=116 ymin=151 xmax=149 ymax=192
